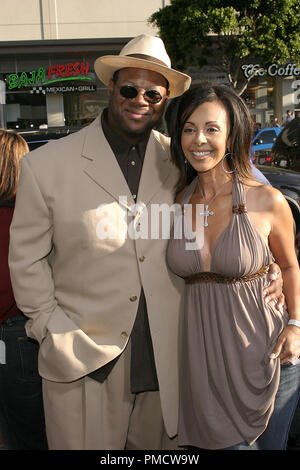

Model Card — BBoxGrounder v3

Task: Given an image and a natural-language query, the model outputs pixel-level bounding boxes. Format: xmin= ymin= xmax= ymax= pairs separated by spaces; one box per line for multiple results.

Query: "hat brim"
xmin=94 ymin=56 xmax=191 ymax=98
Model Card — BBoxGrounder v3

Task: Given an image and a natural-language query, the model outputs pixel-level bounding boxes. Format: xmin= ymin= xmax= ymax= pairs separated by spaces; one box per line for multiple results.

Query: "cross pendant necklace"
xmin=199 ymin=205 xmax=214 ymax=227
xmin=197 ymin=178 xmax=232 ymax=228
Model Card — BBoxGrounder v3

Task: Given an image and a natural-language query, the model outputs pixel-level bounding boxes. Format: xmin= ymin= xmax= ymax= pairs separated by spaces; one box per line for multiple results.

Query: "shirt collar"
xmin=101 ymin=108 xmax=149 ymax=160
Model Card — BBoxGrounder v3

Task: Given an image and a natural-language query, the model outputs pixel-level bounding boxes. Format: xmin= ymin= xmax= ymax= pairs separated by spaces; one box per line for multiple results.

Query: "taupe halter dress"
xmin=167 ymin=176 xmax=288 ymax=449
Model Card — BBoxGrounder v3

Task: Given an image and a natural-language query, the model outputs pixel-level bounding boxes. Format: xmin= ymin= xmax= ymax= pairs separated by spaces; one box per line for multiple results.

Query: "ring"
xmin=290 ymin=355 xmax=300 ymax=365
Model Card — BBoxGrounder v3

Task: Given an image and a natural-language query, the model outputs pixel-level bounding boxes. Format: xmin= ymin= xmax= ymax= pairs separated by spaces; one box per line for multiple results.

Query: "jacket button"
xmin=130 ymin=296 xmax=137 ymax=302
xmin=139 ymin=256 xmax=145 ymax=262
xmin=121 ymin=331 xmax=128 ymax=338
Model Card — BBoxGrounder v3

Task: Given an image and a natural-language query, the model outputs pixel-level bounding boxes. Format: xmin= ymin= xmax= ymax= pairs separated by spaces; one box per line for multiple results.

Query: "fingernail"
xmin=269 ymin=273 xmax=277 ymax=280
xmin=265 ymin=297 xmax=270 ymax=303
xmin=269 ymin=353 xmax=276 ymax=359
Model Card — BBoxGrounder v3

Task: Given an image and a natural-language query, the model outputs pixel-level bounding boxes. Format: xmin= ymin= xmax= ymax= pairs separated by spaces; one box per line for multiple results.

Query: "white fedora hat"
xmin=94 ymin=34 xmax=191 ymax=98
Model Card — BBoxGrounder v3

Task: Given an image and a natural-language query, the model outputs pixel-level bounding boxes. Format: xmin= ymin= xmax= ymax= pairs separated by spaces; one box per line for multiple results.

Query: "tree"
xmin=149 ymin=0 xmax=300 ymax=94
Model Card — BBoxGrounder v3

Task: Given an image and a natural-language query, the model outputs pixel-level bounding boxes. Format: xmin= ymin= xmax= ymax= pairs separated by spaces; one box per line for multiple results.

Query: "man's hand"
xmin=263 ymin=263 xmax=285 ymax=311
xmin=270 ymin=325 xmax=300 ymax=364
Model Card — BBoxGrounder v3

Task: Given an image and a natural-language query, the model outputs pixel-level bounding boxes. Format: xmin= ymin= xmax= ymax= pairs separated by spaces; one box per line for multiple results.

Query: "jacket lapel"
xmin=81 ymin=116 xmax=172 ymax=208
xmin=137 ymin=131 xmax=172 ymax=207
xmin=81 ymin=116 xmax=134 ymax=204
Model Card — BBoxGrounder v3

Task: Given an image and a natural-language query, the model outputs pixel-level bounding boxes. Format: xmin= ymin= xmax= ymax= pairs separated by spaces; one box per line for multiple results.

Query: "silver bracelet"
xmin=288 ymin=319 xmax=300 ymax=329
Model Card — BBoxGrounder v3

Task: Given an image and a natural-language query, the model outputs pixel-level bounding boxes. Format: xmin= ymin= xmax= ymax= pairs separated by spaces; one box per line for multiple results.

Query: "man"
xmin=9 ymin=34 xmax=282 ymax=450
xmin=283 ymin=109 xmax=294 ymax=125
xmin=271 ymin=117 xmax=281 ymax=127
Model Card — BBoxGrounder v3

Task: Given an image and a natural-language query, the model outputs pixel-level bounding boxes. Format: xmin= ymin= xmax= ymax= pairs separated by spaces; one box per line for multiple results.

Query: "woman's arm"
xmin=267 ymin=187 xmax=300 ymax=363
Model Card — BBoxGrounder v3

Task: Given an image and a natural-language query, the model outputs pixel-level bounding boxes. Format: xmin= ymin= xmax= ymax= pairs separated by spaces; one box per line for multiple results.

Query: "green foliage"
xmin=149 ymin=0 xmax=300 ymax=92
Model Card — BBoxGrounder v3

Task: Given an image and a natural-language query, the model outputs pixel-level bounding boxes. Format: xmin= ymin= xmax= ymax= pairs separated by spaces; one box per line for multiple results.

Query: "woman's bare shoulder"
xmin=244 ymin=178 xmax=286 ymax=211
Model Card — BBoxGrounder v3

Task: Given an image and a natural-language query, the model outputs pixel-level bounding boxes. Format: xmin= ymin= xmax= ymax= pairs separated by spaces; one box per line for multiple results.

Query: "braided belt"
xmin=185 ymin=265 xmax=270 ymax=284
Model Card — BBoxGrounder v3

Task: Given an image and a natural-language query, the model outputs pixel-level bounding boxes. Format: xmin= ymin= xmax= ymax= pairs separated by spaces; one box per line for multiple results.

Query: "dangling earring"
xmin=221 ymin=152 xmax=236 ymax=174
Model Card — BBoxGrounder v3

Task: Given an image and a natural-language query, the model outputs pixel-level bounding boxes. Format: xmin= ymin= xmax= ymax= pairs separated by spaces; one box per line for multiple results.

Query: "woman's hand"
xmin=270 ymin=325 xmax=300 ymax=364
xmin=263 ymin=263 xmax=285 ymax=311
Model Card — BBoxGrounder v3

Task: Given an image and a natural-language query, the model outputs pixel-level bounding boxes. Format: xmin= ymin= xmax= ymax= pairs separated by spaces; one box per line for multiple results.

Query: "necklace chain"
xmin=197 ymin=178 xmax=232 ymax=227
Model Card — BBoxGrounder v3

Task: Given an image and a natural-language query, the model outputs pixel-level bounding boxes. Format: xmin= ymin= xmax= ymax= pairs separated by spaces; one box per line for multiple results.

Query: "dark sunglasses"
xmin=118 ymin=85 xmax=163 ymax=104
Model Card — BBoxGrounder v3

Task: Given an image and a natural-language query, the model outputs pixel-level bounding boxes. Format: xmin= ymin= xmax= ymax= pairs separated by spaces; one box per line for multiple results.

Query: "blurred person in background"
xmin=271 ymin=117 xmax=281 ymax=127
xmin=0 ymin=129 xmax=47 ymax=450
xmin=283 ymin=109 xmax=295 ymax=126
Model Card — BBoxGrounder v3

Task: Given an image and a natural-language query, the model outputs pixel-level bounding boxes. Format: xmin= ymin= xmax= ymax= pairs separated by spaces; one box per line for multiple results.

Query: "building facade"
xmin=0 ymin=37 xmax=129 ymax=129
xmin=0 ymin=0 xmax=168 ymax=41
xmin=187 ymin=62 xmax=299 ymax=128
xmin=0 ymin=0 xmax=170 ymax=129
xmin=0 ymin=0 xmax=298 ymax=130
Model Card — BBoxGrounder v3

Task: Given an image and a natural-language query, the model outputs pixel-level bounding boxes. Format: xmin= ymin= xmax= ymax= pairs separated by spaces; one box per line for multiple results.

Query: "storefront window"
xmin=63 ymin=80 xmax=108 ymax=128
xmin=5 ymin=88 xmax=47 ymax=129
xmin=1 ymin=56 xmax=109 ymax=131
xmin=242 ymin=76 xmax=276 ymax=126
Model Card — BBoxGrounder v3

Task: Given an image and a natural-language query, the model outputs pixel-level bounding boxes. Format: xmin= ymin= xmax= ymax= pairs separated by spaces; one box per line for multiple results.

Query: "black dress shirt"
xmin=88 ymin=110 xmax=159 ymax=393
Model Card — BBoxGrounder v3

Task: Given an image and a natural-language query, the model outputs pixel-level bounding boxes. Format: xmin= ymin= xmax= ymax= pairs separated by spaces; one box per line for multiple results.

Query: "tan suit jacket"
xmin=9 ymin=114 xmax=185 ymax=438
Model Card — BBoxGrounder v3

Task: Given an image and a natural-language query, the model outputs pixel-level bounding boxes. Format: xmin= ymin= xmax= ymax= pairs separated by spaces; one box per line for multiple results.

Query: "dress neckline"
xmin=180 ymin=175 xmax=271 ymax=272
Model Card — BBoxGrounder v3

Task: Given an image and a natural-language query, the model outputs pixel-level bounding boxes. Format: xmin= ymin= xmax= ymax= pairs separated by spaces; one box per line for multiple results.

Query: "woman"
xmin=0 ymin=129 xmax=48 ymax=449
xmin=166 ymin=84 xmax=300 ymax=450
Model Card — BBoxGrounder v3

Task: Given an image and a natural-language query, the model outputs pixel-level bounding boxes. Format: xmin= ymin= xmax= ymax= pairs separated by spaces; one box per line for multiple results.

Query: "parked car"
xmin=17 ymin=127 xmax=80 ymax=151
xmin=257 ymin=165 xmax=300 ymax=239
xmin=251 ymin=126 xmax=283 ymax=162
xmin=272 ymin=118 xmax=300 ymax=173
xmin=252 ymin=149 xmax=273 ymax=166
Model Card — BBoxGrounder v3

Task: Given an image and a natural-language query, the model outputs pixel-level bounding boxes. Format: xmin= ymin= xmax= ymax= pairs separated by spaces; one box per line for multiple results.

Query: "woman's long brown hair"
xmin=0 ymin=129 xmax=29 ymax=202
xmin=166 ymin=82 xmax=254 ymax=195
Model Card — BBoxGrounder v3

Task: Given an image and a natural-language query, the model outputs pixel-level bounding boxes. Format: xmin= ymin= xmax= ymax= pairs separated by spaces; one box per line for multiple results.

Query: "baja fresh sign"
xmin=242 ymin=63 xmax=300 ymax=79
xmin=7 ymin=61 xmax=93 ymax=90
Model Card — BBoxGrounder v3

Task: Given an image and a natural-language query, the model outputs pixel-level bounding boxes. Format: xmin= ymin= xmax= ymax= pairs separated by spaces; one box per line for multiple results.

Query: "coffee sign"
xmin=242 ymin=63 xmax=300 ymax=78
